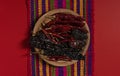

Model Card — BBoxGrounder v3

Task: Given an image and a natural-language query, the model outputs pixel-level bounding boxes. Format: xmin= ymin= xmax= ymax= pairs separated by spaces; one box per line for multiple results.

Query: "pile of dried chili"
xmin=30 ymin=13 xmax=88 ymax=61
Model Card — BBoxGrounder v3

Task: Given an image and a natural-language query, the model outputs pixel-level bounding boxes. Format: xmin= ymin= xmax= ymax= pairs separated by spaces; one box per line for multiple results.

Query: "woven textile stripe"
xmin=27 ymin=0 xmax=94 ymax=76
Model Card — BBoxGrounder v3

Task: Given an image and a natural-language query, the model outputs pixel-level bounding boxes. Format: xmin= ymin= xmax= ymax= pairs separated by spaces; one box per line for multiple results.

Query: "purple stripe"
xmin=32 ymin=55 xmax=35 ymax=76
xmin=31 ymin=1 xmax=35 ymax=76
xmin=77 ymin=0 xmax=80 ymax=14
xmin=58 ymin=67 xmax=63 ymax=76
xmin=77 ymin=61 xmax=80 ymax=76
xmin=87 ymin=0 xmax=93 ymax=75
xmin=42 ymin=0 xmax=46 ymax=14
xmin=43 ymin=61 xmax=46 ymax=76
xmin=55 ymin=5 xmax=63 ymax=76
xmin=58 ymin=0 xmax=63 ymax=8
xmin=31 ymin=0 xmax=35 ymax=28
xmin=36 ymin=55 xmax=40 ymax=76
xmin=31 ymin=1 xmax=36 ymax=76
xmin=84 ymin=57 xmax=86 ymax=76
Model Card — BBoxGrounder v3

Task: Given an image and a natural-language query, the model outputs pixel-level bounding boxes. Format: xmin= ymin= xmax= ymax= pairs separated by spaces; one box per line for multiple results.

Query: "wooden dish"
xmin=32 ymin=9 xmax=90 ymax=66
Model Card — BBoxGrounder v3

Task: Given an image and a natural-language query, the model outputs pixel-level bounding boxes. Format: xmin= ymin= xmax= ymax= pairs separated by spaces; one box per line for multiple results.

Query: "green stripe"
xmin=33 ymin=1 xmax=37 ymax=76
xmin=34 ymin=55 xmax=37 ymax=76
xmin=66 ymin=0 xmax=71 ymax=76
xmin=66 ymin=0 xmax=70 ymax=9
xmin=83 ymin=0 xmax=86 ymax=19
xmin=33 ymin=0 xmax=36 ymax=20
xmin=50 ymin=0 xmax=54 ymax=10
xmin=67 ymin=66 xmax=71 ymax=76
xmin=51 ymin=66 xmax=55 ymax=76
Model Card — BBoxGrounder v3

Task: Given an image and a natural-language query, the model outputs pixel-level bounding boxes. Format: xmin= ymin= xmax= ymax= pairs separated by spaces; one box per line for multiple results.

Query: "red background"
xmin=0 ymin=0 xmax=120 ymax=76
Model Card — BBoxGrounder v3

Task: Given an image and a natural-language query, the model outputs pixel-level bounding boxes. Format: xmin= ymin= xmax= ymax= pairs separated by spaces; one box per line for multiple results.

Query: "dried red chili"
xmin=54 ymin=13 xmax=85 ymax=21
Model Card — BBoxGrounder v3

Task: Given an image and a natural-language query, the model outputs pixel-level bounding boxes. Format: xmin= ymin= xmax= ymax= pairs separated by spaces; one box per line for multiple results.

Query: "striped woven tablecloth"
xmin=27 ymin=0 xmax=94 ymax=76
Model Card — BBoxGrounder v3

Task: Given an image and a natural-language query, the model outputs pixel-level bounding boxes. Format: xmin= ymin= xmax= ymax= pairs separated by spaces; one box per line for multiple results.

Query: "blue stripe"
xmin=31 ymin=0 xmax=35 ymax=29
xmin=42 ymin=0 xmax=46 ymax=14
xmin=77 ymin=0 xmax=80 ymax=14
xmin=43 ymin=61 xmax=46 ymax=76
xmin=77 ymin=61 xmax=80 ymax=76
xmin=41 ymin=0 xmax=46 ymax=75
xmin=87 ymin=0 xmax=93 ymax=75
xmin=58 ymin=0 xmax=63 ymax=8
xmin=31 ymin=0 xmax=35 ymax=75
xmin=83 ymin=0 xmax=87 ymax=75
xmin=36 ymin=55 xmax=40 ymax=76
xmin=58 ymin=67 xmax=63 ymax=76
xmin=32 ymin=55 xmax=35 ymax=76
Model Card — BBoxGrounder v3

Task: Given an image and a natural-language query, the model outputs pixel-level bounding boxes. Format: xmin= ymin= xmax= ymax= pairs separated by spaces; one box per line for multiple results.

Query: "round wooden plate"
xmin=32 ymin=9 xmax=90 ymax=66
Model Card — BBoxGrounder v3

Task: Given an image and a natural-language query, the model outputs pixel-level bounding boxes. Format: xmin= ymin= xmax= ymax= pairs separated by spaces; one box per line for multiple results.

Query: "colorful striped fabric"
xmin=27 ymin=0 xmax=94 ymax=76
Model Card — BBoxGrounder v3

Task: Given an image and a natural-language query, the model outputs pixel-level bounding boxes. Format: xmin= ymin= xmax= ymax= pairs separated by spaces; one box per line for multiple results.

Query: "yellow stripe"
xmin=39 ymin=58 xmax=43 ymax=76
xmin=73 ymin=1 xmax=77 ymax=75
xmin=79 ymin=0 xmax=84 ymax=75
xmin=80 ymin=60 xmax=84 ymax=76
xmin=80 ymin=0 xmax=83 ymax=17
xmin=46 ymin=63 xmax=50 ymax=76
xmin=38 ymin=0 xmax=42 ymax=16
xmin=73 ymin=0 xmax=77 ymax=13
xmin=74 ymin=62 xmax=77 ymax=76
xmin=45 ymin=0 xmax=49 ymax=12
xmin=45 ymin=0 xmax=49 ymax=76
xmin=79 ymin=1 xmax=85 ymax=74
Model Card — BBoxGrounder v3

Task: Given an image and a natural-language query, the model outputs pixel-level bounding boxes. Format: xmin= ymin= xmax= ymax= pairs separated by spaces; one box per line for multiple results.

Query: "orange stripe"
xmin=73 ymin=0 xmax=78 ymax=75
xmin=79 ymin=0 xmax=84 ymax=75
xmin=80 ymin=0 xmax=83 ymax=17
xmin=74 ymin=62 xmax=77 ymax=76
xmin=39 ymin=58 xmax=43 ymax=76
xmin=46 ymin=63 xmax=50 ymax=76
xmin=38 ymin=0 xmax=42 ymax=16
xmin=73 ymin=0 xmax=77 ymax=13
xmin=80 ymin=60 xmax=84 ymax=76
xmin=45 ymin=0 xmax=49 ymax=76
xmin=45 ymin=0 xmax=49 ymax=12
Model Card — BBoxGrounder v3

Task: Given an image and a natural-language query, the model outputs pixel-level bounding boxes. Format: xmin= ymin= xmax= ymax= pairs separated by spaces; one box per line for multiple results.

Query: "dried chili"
xmin=30 ymin=13 xmax=88 ymax=61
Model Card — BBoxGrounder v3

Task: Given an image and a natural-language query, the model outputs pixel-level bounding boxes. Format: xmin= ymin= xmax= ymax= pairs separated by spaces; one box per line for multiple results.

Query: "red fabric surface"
xmin=0 ymin=0 xmax=120 ymax=76
xmin=94 ymin=0 xmax=120 ymax=76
